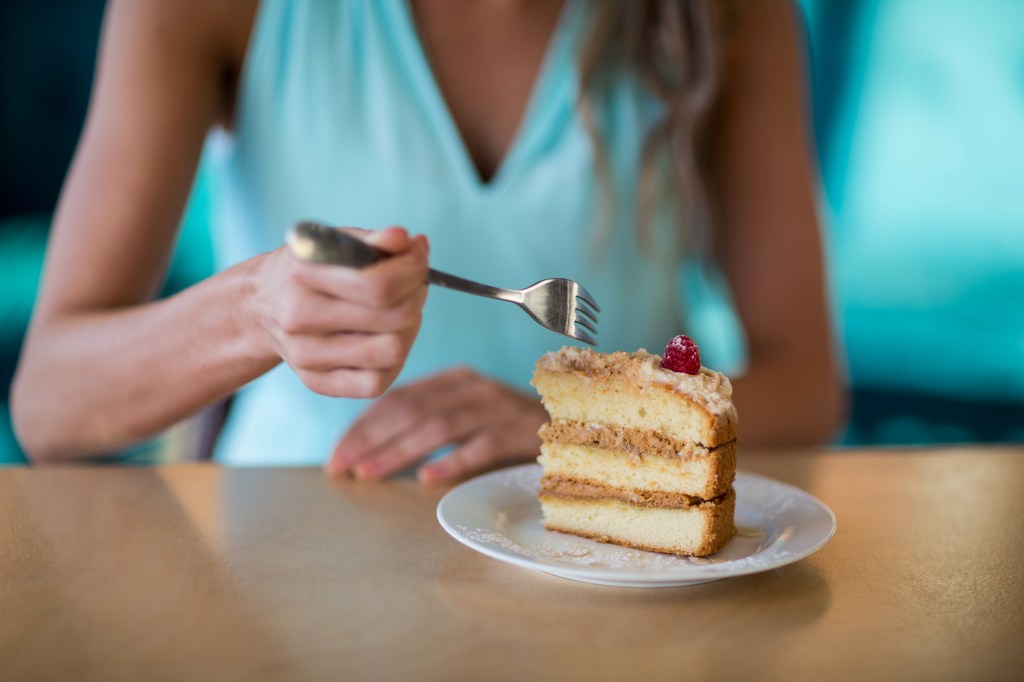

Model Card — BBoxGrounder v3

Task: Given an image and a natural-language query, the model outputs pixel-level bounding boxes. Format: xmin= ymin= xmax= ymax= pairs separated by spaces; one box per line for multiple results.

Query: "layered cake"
xmin=531 ymin=336 xmax=737 ymax=556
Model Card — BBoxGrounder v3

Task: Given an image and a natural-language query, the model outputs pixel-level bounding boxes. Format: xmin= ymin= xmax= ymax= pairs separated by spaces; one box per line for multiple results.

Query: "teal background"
xmin=1 ymin=0 xmax=1021 ymax=463
xmin=801 ymin=0 xmax=1024 ymax=443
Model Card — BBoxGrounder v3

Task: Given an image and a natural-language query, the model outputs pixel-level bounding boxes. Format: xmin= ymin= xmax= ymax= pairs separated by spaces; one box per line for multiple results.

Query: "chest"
xmin=408 ymin=0 xmax=565 ymax=182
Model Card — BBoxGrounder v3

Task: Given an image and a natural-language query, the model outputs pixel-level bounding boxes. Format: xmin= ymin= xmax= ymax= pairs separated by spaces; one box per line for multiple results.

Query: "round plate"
xmin=437 ymin=464 xmax=836 ymax=588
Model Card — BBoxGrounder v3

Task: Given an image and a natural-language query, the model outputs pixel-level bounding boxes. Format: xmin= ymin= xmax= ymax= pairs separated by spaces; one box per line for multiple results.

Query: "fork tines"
xmin=571 ymin=284 xmax=600 ymax=346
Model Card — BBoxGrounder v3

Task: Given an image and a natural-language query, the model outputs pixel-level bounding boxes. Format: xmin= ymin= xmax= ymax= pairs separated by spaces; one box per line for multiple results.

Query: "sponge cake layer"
xmin=538 ymin=489 xmax=736 ymax=557
xmin=538 ymin=441 xmax=736 ymax=500
xmin=532 ymin=349 xmax=736 ymax=447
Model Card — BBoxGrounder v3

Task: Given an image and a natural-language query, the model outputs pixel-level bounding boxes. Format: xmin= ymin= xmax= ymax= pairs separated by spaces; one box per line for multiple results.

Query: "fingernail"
xmin=353 ymin=461 xmax=380 ymax=481
xmin=418 ymin=460 xmax=449 ymax=484
xmin=328 ymin=451 xmax=347 ymax=470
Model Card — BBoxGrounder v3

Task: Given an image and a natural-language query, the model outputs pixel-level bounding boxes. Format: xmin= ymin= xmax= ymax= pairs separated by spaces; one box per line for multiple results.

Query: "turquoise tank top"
xmin=204 ymin=0 xmax=747 ymax=465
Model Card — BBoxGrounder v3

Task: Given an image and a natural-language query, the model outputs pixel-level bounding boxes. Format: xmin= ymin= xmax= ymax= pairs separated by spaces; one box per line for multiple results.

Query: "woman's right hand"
xmin=253 ymin=226 xmax=429 ymax=399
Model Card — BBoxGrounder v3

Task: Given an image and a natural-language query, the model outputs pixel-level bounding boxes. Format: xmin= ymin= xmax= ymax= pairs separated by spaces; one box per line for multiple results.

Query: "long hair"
xmin=577 ymin=0 xmax=721 ymax=261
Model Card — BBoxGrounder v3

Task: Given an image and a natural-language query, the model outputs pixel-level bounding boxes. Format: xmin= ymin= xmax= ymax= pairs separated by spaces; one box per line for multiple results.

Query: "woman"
xmin=11 ymin=0 xmax=843 ymax=481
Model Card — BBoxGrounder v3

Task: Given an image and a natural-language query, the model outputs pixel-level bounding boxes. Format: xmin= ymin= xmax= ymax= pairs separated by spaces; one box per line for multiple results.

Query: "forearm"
xmin=731 ymin=347 xmax=845 ymax=448
xmin=11 ymin=256 xmax=279 ymax=461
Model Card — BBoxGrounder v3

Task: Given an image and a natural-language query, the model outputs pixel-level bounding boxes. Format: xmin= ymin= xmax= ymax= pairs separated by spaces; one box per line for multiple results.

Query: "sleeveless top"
xmin=203 ymin=0 xmax=747 ymax=465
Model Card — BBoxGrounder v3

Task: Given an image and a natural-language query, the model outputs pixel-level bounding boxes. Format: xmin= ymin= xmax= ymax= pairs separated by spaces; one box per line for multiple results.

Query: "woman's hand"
xmin=254 ymin=226 xmax=429 ymax=399
xmin=326 ymin=367 xmax=547 ymax=483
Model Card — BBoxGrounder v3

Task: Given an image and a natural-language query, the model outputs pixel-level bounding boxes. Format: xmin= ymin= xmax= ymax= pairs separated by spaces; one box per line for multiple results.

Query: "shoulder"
xmin=104 ymin=0 xmax=256 ymax=54
xmin=101 ymin=0 xmax=258 ymax=121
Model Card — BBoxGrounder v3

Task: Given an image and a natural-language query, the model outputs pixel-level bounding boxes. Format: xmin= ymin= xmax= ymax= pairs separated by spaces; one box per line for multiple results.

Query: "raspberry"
xmin=661 ymin=335 xmax=701 ymax=375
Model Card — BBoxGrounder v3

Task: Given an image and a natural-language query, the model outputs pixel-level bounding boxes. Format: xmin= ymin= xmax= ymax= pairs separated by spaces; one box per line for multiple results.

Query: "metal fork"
xmin=287 ymin=221 xmax=600 ymax=345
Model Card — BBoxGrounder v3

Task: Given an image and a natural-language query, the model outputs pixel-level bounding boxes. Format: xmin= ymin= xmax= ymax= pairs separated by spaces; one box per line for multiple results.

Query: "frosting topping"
xmin=535 ymin=347 xmax=735 ymax=414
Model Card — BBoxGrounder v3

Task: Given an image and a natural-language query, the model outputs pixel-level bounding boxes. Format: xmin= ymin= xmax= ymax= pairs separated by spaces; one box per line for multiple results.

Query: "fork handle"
xmin=426 ymin=270 xmax=523 ymax=304
xmin=288 ymin=221 xmax=524 ymax=304
xmin=287 ymin=221 xmax=384 ymax=268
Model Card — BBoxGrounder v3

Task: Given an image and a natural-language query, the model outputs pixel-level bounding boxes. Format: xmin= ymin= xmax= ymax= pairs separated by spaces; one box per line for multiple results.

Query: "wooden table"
xmin=1 ymin=447 xmax=1022 ymax=681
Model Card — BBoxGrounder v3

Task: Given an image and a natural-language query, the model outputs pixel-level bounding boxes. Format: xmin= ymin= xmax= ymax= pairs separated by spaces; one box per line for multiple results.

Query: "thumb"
xmin=362 ymin=225 xmax=414 ymax=255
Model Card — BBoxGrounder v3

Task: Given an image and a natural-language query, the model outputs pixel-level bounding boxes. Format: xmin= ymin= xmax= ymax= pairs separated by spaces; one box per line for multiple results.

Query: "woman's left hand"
xmin=325 ymin=367 xmax=547 ymax=483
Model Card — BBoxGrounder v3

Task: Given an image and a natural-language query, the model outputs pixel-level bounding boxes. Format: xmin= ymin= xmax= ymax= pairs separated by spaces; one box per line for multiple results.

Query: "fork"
xmin=286 ymin=221 xmax=600 ymax=345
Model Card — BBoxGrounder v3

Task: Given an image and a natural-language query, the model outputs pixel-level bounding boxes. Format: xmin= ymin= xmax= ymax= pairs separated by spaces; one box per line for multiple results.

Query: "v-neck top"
xmin=203 ymin=0 xmax=748 ymax=465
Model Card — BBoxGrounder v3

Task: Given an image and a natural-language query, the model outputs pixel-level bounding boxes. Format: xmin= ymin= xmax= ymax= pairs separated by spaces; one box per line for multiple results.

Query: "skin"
xmin=11 ymin=0 xmax=844 ymax=480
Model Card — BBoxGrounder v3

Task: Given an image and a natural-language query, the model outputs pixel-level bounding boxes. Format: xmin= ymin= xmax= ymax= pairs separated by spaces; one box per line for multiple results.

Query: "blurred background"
xmin=800 ymin=0 xmax=1024 ymax=444
xmin=1 ymin=0 xmax=1021 ymax=464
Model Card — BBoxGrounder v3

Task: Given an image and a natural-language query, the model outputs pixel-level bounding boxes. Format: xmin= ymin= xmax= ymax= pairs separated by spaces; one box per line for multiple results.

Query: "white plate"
xmin=437 ymin=464 xmax=836 ymax=588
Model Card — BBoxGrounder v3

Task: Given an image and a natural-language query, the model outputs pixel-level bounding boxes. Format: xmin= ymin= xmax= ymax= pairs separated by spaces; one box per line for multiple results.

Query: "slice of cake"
xmin=531 ymin=335 xmax=737 ymax=556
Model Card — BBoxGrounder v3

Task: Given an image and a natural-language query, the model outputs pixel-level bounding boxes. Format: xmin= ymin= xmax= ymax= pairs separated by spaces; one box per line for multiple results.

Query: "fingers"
xmin=287 ymin=329 xmax=415 ymax=372
xmin=264 ymin=226 xmax=430 ymax=400
xmin=326 ymin=367 xmax=480 ymax=474
xmin=417 ymin=433 xmax=505 ymax=484
xmin=326 ymin=368 xmax=547 ymax=484
xmin=363 ymin=225 xmax=427 ymax=255
xmin=300 ymin=366 xmax=401 ymax=400
xmin=294 ymin=230 xmax=429 ymax=307
xmin=279 ymin=287 xmax=427 ymax=335
xmin=350 ymin=402 xmax=501 ymax=481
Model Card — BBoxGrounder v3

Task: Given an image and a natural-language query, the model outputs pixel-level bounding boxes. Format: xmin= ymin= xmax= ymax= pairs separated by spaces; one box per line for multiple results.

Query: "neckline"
xmin=392 ymin=0 xmax=581 ymax=193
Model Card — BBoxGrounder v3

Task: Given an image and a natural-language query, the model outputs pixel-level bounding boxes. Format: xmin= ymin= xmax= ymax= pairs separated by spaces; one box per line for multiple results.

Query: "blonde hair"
xmin=577 ymin=0 xmax=721 ymax=260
